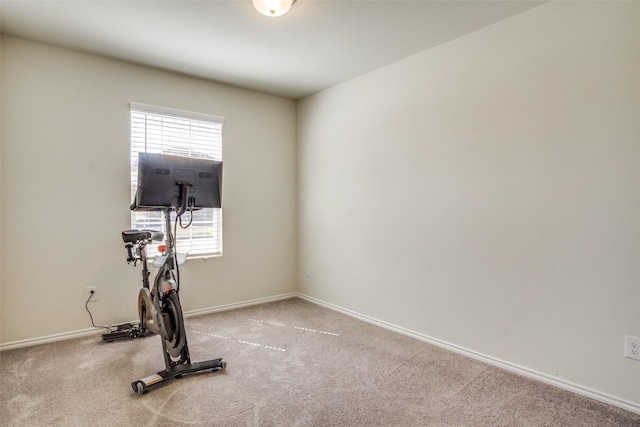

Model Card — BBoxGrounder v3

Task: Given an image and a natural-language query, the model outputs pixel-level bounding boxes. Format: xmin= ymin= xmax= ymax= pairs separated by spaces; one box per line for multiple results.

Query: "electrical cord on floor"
xmin=85 ymin=292 xmax=115 ymax=332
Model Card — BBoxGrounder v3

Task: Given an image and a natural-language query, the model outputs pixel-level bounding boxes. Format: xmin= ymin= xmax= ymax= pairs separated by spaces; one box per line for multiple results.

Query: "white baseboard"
xmin=295 ymin=292 xmax=640 ymax=416
xmin=183 ymin=292 xmax=297 ymax=318
xmin=0 ymin=293 xmax=297 ymax=352
xmin=0 ymin=328 xmax=104 ymax=352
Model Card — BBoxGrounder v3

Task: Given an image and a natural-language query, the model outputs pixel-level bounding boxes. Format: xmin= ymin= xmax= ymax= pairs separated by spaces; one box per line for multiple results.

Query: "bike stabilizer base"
xmin=131 ymin=358 xmax=226 ymax=394
xmin=101 ymin=323 xmax=148 ymax=342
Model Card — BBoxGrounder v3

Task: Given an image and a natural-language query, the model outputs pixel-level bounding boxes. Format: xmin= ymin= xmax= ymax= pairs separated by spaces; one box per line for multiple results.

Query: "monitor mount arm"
xmin=176 ymin=181 xmax=193 ymax=217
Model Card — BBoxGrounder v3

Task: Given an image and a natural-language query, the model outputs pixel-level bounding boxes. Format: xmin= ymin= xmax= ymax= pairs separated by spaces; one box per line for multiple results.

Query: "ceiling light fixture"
xmin=252 ymin=0 xmax=296 ymax=17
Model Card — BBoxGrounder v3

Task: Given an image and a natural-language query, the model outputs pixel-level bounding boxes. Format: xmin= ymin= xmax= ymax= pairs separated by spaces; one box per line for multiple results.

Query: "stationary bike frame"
xmin=121 ymin=184 xmax=226 ymax=395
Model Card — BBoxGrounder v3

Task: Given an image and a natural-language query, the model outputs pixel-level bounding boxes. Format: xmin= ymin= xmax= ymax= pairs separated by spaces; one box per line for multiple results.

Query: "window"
xmin=130 ymin=102 xmax=224 ymax=258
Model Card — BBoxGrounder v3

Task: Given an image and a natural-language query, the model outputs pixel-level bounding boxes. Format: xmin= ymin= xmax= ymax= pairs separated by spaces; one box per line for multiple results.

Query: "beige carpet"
xmin=1 ymin=297 xmax=638 ymax=426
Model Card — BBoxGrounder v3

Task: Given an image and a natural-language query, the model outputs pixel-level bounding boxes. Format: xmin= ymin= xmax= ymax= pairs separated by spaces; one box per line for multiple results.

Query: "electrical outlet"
xmin=86 ymin=286 xmax=98 ymax=302
xmin=306 ymin=265 xmax=312 ymax=277
xmin=625 ymin=335 xmax=640 ymax=361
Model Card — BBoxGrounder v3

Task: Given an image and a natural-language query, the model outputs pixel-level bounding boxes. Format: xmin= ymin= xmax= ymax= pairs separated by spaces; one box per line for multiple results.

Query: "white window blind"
xmin=130 ymin=102 xmax=224 ymax=258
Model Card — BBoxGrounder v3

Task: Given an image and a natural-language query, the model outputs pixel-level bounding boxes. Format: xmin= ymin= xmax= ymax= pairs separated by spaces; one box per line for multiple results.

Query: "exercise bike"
xmin=103 ymin=153 xmax=226 ymax=395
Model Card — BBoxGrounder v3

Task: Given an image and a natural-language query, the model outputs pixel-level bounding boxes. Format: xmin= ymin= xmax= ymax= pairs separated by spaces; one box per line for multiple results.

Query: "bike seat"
xmin=122 ymin=229 xmax=164 ymax=243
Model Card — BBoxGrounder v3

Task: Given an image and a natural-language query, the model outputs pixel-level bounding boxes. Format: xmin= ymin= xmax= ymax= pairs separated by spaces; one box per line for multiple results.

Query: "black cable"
xmin=84 ymin=293 xmax=114 ymax=332
xmin=178 ymin=206 xmax=194 ymax=229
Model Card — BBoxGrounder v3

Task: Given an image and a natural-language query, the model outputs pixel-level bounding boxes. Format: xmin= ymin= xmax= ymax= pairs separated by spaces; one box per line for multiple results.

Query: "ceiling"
xmin=0 ymin=0 xmax=544 ymax=99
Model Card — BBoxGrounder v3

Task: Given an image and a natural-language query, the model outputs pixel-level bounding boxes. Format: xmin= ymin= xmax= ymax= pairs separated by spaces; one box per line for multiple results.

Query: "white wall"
xmin=0 ymin=35 xmax=3 ymax=333
xmin=298 ymin=2 xmax=640 ymax=407
xmin=0 ymin=36 xmax=297 ymax=343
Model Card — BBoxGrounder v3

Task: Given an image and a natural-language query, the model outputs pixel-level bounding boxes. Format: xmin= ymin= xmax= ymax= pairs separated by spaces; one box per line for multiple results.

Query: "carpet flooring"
xmin=1 ymin=297 xmax=638 ymax=426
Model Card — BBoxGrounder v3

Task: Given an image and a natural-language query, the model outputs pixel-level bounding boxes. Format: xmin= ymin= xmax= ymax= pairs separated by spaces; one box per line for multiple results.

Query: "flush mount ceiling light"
xmin=252 ymin=0 xmax=296 ymax=17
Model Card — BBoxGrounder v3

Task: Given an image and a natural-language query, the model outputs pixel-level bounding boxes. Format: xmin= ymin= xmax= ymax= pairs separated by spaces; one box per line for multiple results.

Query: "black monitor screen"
xmin=133 ymin=152 xmax=222 ymax=210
